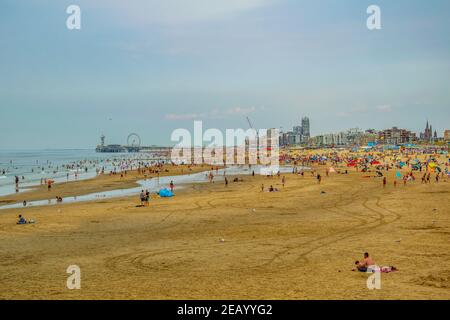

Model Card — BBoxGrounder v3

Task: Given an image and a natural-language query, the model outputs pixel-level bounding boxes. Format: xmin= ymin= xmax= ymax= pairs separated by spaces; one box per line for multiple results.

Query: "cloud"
xmin=376 ymin=105 xmax=393 ymax=112
xmin=165 ymin=106 xmax=260 ymax=121
xmin=165 ymin=113 xmax=205 ymax=120
xmin=225 ymin=106 xmax=257 ymax=115
xmin=89 ymin=0 xmax=276 ymax=26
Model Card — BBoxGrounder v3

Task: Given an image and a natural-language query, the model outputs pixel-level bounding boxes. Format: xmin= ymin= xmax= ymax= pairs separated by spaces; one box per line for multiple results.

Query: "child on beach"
xmin=17 ymin=215 xmax=27 ymax=224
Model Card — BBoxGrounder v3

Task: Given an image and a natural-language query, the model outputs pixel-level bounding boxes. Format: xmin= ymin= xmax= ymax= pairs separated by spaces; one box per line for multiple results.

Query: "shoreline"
xmin=0 ymin=164 xmax=215 ymax=206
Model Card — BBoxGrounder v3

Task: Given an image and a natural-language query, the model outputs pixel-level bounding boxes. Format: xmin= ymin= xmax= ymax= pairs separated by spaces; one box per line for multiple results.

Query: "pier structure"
xmin=95 ymin=134 xmax=171 ymax=153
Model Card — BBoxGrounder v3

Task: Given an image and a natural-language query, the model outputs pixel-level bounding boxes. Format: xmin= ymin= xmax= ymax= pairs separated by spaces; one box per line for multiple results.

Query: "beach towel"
xmin=366 ymin=265 xmax=397 ymax=273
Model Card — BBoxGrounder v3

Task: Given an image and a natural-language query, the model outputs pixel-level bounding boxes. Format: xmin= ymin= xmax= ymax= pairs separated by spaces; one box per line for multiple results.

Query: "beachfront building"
xmin=279 ymin=116 xmax=311 ymax=146
xmin=444 ymin=130 xmax=450 ymax=141
xmin=279 ymin=131 xmax=302 ymax=146
xmin=378 ymin=127 xmax=416 ymax=145
xmin=301 ymin=117 xmax=310 ymax=142
xmin=310 ymin=128 xmax=378 ymax=147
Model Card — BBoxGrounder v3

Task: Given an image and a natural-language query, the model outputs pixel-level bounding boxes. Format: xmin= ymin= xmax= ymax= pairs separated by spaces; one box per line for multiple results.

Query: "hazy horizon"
xmin=1 ymin=0 xmax=449 ymax=149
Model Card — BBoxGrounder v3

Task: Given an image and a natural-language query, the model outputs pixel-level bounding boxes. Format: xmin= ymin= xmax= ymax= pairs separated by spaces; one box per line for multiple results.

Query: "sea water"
xmin=0 ymin=149 xmax=167 ymax=196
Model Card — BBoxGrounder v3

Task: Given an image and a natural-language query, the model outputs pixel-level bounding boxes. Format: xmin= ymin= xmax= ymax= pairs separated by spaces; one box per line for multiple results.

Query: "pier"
xmin=95 ymin=134 xmax=171 ymax=153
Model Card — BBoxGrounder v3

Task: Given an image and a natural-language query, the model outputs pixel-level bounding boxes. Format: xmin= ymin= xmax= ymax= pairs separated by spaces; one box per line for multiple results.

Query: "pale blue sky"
xmin=1 ymin=0 xmax=449 ymax=148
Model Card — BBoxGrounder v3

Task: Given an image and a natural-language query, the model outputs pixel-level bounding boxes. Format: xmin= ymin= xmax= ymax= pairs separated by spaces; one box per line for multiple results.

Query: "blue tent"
xmin=158 ymin=188 xmax=174 ymax=197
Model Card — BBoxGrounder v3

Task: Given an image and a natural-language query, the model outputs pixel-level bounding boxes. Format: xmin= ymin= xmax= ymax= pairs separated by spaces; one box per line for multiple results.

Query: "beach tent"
xmin=428 ymin=162 xmax=438 ymax=172
xmin=396 ymin=171 xmax=402 ymax=179
xmin=347 ymin=160 xmax=357 ymax=167
xmin=158 ymin=188 xmax=174 ymax=197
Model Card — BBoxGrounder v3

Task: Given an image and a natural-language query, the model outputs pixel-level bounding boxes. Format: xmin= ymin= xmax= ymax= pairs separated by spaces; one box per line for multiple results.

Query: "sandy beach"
xmin=0 ymin=153 xmax=449 ymax=300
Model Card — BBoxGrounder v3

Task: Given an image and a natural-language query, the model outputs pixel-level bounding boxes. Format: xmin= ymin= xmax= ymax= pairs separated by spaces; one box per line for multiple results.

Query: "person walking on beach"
xmin=225 ymin=177 xmax=228 ymax=187
xmin=317 ymin=174 xmax=322 ymax=184
xmin=139 ymin=190 xmax=145 ymax=206
xmin=383 ymin=177 xmax=387 ymax=188
xmin=170 ymin=180 xmax=174 ymax=192
xmin=282 ymin=176 xmax=286 ymax=188
xmin=145 ymin=190 xmax=150 ymax=206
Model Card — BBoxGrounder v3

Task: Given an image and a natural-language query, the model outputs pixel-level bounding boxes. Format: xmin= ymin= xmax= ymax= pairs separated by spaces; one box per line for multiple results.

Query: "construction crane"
xmin=246 ymin=116 xmax=259 ymax=141
xmin=245 ymin=116 xmax=260 ymax=152
xmin=246 ymin=116 xmax=254 ymax=131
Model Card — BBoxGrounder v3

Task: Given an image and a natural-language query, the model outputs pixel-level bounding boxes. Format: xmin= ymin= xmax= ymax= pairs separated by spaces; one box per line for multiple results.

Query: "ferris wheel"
xmin=127 ymin=133 xmax=141 ymax=147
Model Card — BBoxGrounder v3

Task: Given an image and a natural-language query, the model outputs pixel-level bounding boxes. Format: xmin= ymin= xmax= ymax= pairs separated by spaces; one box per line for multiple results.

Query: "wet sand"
xmin=0 ymin=160 xmax=449 ymax=299
xmin=0 ymin=164 xmax=211 ymax=205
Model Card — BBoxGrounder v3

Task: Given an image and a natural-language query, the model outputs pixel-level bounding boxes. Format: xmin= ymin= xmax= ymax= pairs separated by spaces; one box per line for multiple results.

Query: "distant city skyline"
xmin=1 ymin=0 xmax=449 ymax=149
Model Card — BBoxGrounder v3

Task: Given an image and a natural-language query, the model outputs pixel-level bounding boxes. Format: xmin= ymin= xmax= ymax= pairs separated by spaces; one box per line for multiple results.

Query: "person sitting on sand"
xmin=354 ymin=252 xmax=375 ymax=272
xmin=17 ymin=214 xmax=27 ymax=225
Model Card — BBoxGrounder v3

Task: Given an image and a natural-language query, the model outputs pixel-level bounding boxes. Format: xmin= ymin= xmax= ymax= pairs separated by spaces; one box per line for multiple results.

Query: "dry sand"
xmin=0 ymin=161 xmax=449 ymax=299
